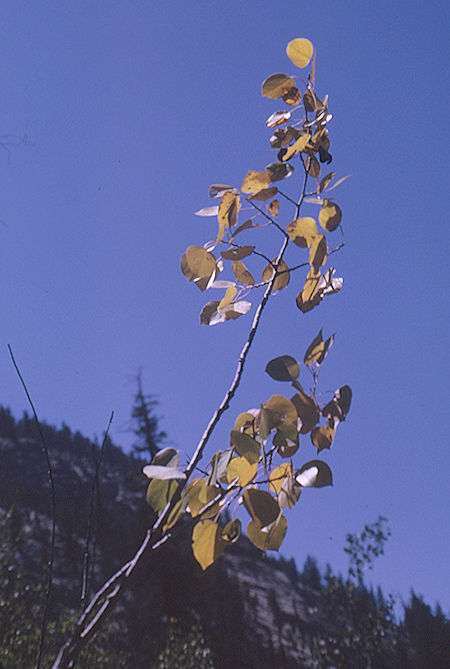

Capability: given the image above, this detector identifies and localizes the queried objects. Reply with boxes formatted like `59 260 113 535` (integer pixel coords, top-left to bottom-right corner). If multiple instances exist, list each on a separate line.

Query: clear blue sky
1 1 449 613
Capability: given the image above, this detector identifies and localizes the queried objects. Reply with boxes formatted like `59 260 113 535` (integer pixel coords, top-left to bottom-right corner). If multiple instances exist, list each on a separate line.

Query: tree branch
7 344 56 669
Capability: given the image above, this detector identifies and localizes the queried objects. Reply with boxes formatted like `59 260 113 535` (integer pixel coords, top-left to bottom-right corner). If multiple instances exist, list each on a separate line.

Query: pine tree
131 371 165 460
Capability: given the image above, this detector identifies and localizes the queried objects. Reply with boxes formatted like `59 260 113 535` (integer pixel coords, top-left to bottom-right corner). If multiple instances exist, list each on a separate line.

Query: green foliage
315 517 397 668
0 510 127 668
154 618 215 669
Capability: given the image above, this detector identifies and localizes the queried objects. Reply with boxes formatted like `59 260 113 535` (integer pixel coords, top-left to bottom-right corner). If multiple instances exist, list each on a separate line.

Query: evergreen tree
131 371 165 460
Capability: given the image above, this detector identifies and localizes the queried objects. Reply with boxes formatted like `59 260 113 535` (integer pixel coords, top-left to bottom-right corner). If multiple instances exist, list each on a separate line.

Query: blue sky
1 1 449 613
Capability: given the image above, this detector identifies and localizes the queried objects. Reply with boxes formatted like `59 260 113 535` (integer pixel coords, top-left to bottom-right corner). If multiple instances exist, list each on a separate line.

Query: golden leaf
241 170 271 194
309 234 328 272
232 260 255 285
269 463 293 494
226 456 257 487
296 267 321 312
216 191 241 243
183 246 217 279
286 38 314 68
218 285 237 309
192 520 226 570
319 199 342 231
311 424 335 452
286 217 318 247
262 259 290 290
281 133 311 162
247 515 287 551
263 395 298 431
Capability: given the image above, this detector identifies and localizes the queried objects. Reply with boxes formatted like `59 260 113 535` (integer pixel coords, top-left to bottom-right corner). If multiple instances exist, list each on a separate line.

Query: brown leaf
268 199 280 217
261 73 296 99
266 162 294 182
249 186 278 201
221 245 255 261
232 260 255 285
282 86 301 106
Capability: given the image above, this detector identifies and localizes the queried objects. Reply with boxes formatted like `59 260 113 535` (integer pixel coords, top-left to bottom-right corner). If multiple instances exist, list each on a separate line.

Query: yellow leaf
286 217 318 247
217 191 241 243
303 329 324 365
281 133 311 162
286 38 314 68
226 456 257 486
311 424 335 452
307 155 321 178
262 259 290 290
184 246 217 279
232 260 255 285
261 73 296 99
146 479 178 513
319 199 342 232
247 515 287 551
249 186 278 201
192 520 226 570
269 463 293 494
186 479 220 518
309 234 328 271
234 411 257 434
219 285 237 309
241 170 271 194
263 395 298 431
296 268 322 312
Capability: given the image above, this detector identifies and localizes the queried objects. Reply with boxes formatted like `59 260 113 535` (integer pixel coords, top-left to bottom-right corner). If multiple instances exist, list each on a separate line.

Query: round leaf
230 430 260 465
192 519 226 570
242 488 280 527
226 456 257 487
319 199 342 231
286 38 314 68
265 355 299 382
296 459 333 488
247 515 287 551
241 170 271 194
263 394 298 431
269 463 293 494
184 246 217 279
286 217 318 247
261 73 296 99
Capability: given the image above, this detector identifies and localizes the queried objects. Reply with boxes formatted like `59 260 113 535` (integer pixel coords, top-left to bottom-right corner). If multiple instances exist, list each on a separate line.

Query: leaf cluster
143 330 351 570
181 37 350 325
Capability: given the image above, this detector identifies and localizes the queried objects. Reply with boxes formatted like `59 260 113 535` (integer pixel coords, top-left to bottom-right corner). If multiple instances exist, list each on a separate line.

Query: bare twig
7 344 56 669
80 412 114 608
